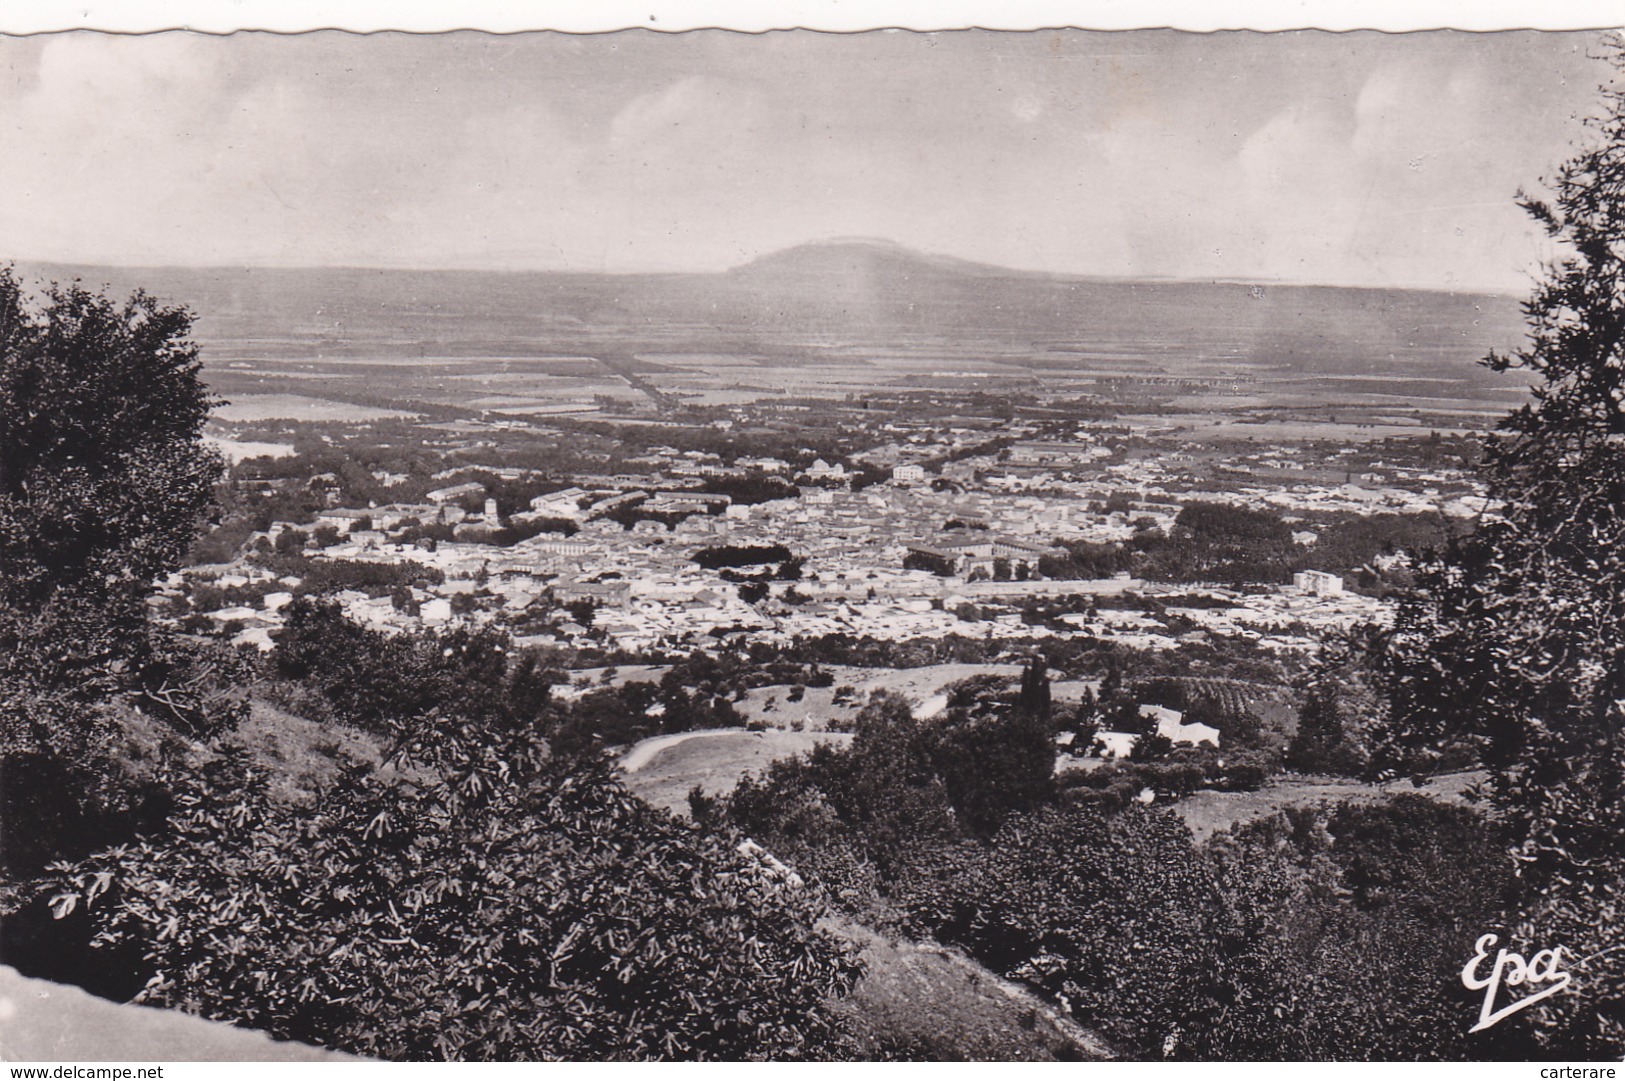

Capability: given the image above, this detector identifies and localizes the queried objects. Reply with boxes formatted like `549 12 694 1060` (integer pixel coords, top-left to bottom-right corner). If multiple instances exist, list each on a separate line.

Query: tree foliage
891 805 1229 1058
0 269 222 608
47 749 863 1060
1369 49 1625 888
0 271 231 871
270 598 555 749
1364 48 1625 1056
1199 798 1524 1061
1286 646 1376 776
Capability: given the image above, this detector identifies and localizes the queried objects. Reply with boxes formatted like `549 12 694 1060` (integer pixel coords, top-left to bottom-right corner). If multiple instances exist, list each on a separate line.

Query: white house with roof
1093 731 1139 759
1139 704 1221 747
314 508 373 534
521 487 588 521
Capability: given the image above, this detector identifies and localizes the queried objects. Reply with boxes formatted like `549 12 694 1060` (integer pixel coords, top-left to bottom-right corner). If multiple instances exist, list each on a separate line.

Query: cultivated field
18 255 1530 424
213 393 418 423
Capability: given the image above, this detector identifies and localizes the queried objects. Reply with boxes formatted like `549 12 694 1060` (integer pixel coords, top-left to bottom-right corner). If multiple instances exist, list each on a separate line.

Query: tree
0 270 222 609
1199 798 1525 1061
903 549 955 576
1366 45 1625 1056
725 691 958 894
0 272 229 870
1067 687 1102 749
890 804 1230 1058
931 668 1056 834
389 584 420 616
1372 46 1625 871
1130 732 1173 762
1287 651 1374 776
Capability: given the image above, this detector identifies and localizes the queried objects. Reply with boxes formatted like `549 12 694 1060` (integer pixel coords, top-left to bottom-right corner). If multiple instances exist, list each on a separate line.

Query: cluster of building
176 445 1399 657
174 409 1496 665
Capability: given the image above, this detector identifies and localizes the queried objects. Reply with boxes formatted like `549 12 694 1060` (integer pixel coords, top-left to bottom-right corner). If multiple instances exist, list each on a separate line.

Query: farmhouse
1139 704 1222 748
1093 731 1139 759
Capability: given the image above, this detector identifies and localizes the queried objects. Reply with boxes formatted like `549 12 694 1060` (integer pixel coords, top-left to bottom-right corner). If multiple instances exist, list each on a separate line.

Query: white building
426 481 486 505
1293 570 1344 597
523 487 588 521
1093 731 1139 759
1140 704 1221 748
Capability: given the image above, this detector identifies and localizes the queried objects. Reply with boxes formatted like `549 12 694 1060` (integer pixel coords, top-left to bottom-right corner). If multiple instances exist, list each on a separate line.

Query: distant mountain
712 241 1528 379
730 237 1041 282
8 246 1529 383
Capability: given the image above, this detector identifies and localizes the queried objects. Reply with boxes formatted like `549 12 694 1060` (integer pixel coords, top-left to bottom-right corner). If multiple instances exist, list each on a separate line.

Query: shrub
891 805 1229 1058
45 751 864 1061
1198 796 1524 1060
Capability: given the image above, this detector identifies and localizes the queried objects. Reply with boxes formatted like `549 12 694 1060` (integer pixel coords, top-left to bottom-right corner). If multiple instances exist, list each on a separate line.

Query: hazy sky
0 29 1611 290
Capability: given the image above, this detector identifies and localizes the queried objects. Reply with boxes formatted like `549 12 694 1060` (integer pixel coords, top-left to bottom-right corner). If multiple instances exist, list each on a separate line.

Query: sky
0 29 1613 291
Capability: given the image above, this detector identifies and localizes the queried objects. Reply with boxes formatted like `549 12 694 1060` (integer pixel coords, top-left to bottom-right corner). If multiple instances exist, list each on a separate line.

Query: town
158 391 1484 763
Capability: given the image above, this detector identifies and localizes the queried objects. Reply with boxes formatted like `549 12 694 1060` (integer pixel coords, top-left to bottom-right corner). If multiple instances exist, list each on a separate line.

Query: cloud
0 30 1605 289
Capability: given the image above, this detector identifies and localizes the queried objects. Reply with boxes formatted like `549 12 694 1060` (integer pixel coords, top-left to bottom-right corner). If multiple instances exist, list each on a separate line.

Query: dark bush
891 805 1229 1058
45 751 864 1060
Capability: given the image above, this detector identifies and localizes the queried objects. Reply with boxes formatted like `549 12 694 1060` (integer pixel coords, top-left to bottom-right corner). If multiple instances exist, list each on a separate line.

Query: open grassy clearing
733 663 1026 731
572 663 1040 733
1175 769 1484 842
618 729 853 815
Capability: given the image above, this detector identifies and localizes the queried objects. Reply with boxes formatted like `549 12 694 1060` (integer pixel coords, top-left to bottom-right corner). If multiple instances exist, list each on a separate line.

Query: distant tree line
1040 504 1454 589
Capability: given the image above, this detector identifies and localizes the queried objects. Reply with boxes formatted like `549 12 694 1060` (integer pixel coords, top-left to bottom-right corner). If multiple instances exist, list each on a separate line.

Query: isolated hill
12 244 1527 382
729 236 1037 283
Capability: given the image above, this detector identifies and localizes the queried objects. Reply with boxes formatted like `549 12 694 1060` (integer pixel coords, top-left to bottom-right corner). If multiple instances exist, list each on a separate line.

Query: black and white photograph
2 4 1624 1064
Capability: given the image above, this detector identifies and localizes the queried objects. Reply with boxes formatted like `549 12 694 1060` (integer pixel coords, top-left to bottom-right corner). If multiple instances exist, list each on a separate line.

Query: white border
0 0 1621 34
